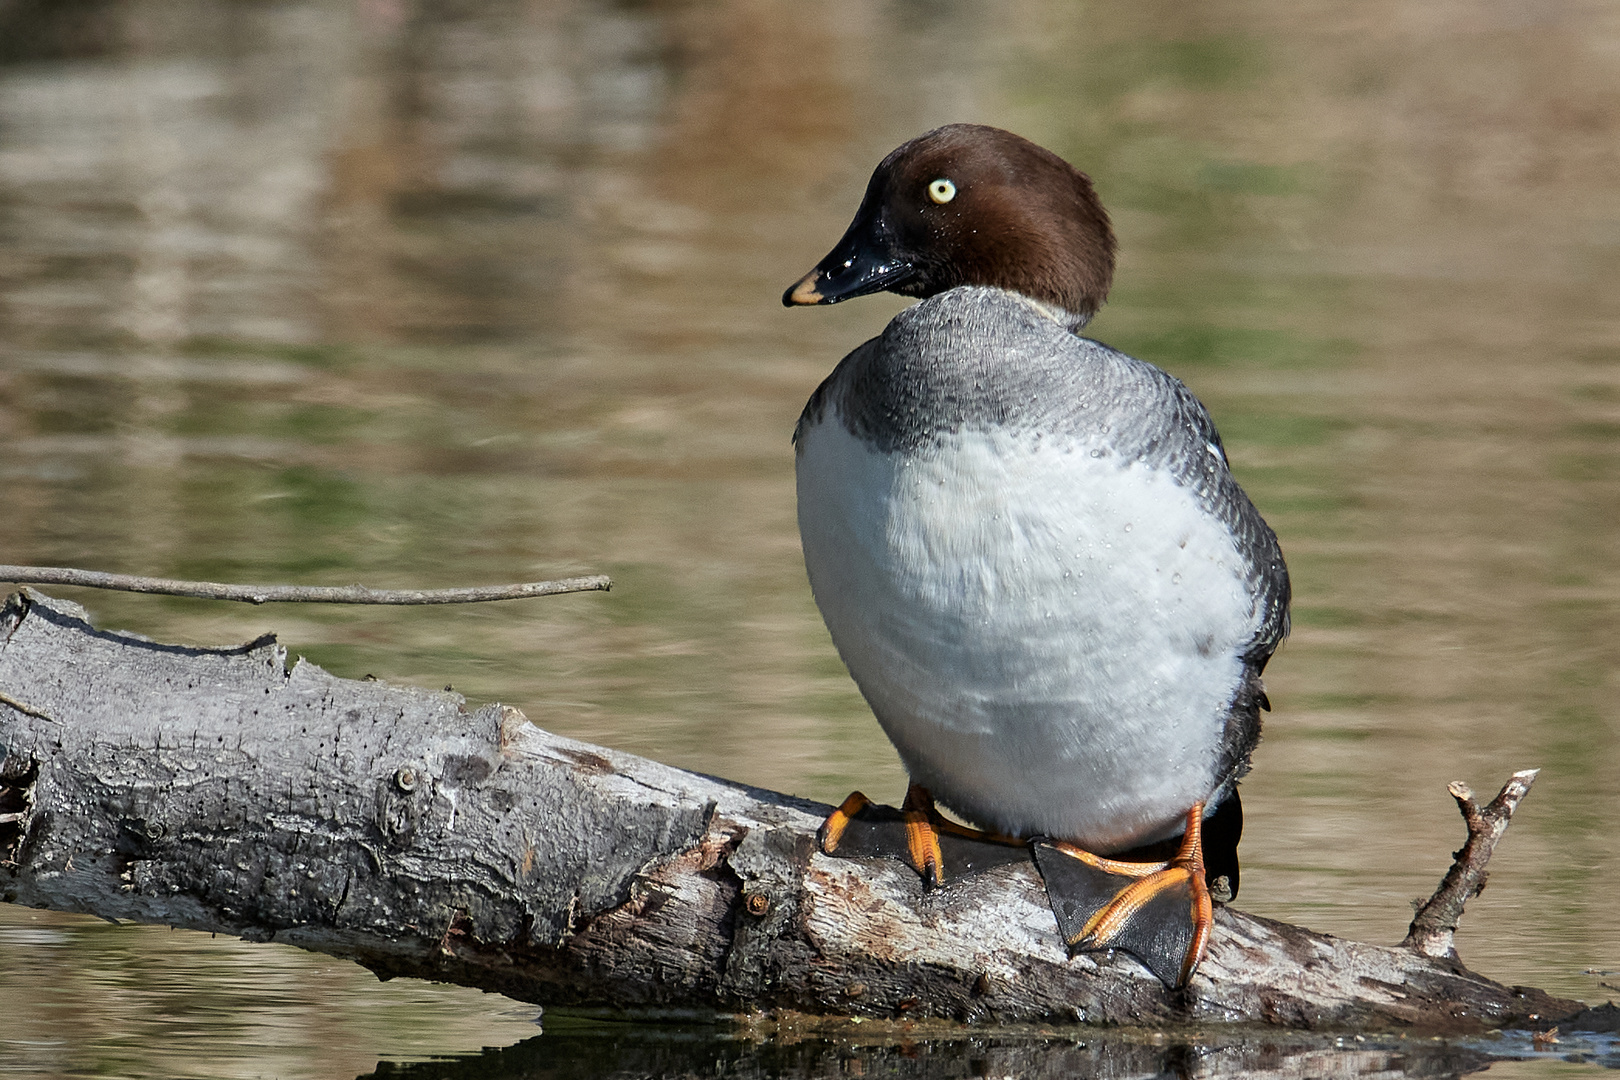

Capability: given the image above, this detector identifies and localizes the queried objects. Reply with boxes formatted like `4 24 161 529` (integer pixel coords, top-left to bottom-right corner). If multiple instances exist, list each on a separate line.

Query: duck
782 123 1289 989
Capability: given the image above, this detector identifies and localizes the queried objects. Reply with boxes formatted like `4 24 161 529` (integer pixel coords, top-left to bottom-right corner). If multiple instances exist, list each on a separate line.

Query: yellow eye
927 178 956 204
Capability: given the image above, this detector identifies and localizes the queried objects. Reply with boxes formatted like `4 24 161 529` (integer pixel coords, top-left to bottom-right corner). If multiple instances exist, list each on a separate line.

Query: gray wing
1031 327 1291 680
1107 354 1289 787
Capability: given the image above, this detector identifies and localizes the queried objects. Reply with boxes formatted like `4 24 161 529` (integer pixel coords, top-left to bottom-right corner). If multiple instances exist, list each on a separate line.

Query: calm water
2 0 1619 1076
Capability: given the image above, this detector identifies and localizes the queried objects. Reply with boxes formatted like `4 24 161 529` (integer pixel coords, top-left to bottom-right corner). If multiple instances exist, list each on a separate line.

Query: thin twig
1402 768 1539 959
0 565 610 605
0 689 57 723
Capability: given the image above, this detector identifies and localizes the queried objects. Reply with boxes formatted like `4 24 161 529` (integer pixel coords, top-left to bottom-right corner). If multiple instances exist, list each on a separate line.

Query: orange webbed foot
817 783 1028 885
1031 803 1215 989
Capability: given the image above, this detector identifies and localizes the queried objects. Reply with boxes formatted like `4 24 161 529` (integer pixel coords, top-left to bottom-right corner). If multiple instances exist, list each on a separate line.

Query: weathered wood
0 589 1584 1032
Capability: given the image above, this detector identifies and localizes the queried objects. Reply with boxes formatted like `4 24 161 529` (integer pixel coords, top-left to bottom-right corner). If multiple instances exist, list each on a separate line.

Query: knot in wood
744 890 771 917
375 768 427 848
125 816 166 841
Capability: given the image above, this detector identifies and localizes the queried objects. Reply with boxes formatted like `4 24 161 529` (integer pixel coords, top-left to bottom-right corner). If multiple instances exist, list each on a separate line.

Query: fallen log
0 588 1584 1032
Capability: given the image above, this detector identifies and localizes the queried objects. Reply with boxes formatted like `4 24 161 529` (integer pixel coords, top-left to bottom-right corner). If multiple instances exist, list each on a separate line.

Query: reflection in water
358 1027 1510 1080
2 0 1620 1077
0 906 544 1079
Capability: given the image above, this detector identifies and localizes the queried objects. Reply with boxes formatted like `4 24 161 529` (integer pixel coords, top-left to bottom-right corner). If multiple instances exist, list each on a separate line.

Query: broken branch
0 565 610 605
1402 769 1540 959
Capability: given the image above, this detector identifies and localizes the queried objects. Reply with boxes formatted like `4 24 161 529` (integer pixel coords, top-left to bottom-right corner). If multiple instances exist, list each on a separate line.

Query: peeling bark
0 589 1585 1032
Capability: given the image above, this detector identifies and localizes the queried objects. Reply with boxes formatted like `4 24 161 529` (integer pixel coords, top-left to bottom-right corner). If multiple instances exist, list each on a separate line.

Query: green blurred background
2 0 1618 1076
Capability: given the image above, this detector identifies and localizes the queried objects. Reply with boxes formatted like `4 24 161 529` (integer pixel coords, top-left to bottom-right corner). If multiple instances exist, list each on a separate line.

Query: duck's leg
1030 803 1214 989
899 783 947 886
818 784 1028 885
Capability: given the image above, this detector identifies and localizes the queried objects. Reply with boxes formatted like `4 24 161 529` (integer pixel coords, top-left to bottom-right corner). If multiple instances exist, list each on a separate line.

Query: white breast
796 417 1259 852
